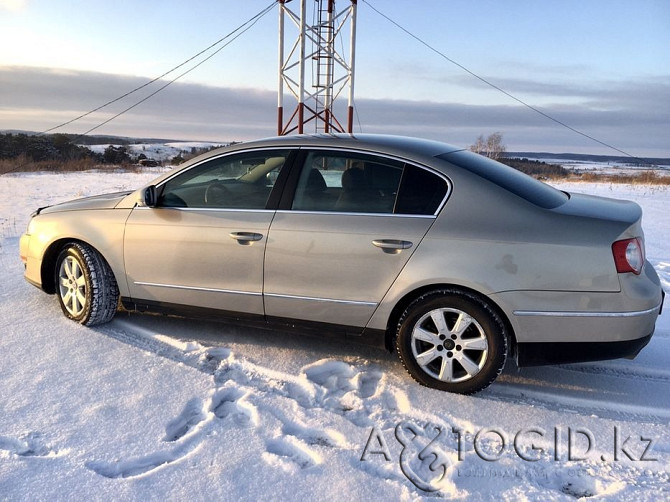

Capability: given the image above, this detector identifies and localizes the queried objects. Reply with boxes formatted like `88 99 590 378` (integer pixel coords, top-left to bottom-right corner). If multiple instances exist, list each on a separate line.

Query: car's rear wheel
55 242 119 326
395 290 507 394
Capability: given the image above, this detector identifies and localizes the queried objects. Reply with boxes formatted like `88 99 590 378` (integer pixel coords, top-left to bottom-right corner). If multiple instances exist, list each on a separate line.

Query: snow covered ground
85 142 225 162
532 158 670 177
0 171 668 500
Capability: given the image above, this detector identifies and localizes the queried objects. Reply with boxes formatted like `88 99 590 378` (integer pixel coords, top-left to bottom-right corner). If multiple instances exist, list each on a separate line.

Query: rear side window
291 151 403 214
437 150 568 209
395 165 448 215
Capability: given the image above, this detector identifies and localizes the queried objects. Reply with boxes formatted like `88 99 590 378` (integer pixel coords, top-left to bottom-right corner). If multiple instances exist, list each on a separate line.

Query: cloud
1 66 668 156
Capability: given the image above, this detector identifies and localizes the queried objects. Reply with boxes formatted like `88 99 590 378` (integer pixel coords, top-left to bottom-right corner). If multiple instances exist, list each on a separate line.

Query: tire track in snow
491 361 670 423
487 328 670 423
556 361 670 384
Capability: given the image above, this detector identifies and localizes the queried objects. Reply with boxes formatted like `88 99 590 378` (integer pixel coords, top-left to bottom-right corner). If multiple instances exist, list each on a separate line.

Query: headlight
26 216 37 235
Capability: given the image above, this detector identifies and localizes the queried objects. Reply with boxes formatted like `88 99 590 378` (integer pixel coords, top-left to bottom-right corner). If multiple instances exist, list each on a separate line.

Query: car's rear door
263 149 450 330
123 149 294 315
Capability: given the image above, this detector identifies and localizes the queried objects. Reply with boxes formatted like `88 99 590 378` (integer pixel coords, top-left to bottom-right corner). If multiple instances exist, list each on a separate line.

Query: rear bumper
517 331 654 367
492 263 663 345
516 291 663 366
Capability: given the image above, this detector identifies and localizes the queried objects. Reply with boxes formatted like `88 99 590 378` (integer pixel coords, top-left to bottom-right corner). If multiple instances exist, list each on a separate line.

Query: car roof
203 134 464 162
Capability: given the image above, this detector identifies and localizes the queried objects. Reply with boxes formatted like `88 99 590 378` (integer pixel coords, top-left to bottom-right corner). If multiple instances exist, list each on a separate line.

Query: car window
158 150 290 209
291 151 448 216
395 164 449 215
291 151 404 213
437 150 568 209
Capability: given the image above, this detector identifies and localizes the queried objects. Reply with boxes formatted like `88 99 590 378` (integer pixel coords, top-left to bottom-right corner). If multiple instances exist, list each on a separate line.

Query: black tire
55 242 119 326
395 289 507 394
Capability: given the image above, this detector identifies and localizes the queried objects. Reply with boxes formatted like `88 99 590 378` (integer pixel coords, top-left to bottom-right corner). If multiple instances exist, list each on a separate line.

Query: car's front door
123 149 293 315
263 149 450 330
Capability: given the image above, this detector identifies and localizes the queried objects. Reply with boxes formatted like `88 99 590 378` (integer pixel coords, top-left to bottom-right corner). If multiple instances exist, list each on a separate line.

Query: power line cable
73 3 274 140
1 3 275 176
41 2 276 135
361 0 652 164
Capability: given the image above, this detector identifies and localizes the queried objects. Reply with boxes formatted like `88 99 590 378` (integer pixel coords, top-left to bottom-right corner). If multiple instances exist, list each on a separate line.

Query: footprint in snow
89 384 258 479
264 436 321 470
0 432 53 457
163 398 207 442
303 360 358 392
357 371 383 399
303 359 384 400
282 420 348 448
210 387 258 426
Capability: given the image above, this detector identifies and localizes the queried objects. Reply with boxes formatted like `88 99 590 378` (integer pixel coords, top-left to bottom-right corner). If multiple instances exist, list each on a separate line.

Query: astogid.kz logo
360 421 658 492
361 421 451 492
396 422 451 492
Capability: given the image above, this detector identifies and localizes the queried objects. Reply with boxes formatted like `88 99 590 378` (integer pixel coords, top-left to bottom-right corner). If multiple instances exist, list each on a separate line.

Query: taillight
612 238 644 275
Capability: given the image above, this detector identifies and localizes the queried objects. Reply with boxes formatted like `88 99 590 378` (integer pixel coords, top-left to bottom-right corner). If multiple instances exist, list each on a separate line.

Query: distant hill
0 130 195 146
3 130 668 166
506 152 670 167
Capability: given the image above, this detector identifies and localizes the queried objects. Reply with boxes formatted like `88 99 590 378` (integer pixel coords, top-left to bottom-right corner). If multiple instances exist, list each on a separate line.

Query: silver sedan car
20 135 664 393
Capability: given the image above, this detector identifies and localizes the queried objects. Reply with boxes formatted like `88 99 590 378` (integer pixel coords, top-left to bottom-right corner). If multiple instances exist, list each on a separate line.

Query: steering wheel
204 181 229 206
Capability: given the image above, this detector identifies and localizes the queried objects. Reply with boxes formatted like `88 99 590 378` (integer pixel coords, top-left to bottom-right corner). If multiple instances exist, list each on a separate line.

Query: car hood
38 191 132 215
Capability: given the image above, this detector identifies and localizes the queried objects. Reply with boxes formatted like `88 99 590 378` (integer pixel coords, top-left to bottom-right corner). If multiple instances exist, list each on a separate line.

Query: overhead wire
361 0 652 165
1 2 275 176
42 2 276 136
73 3 275 140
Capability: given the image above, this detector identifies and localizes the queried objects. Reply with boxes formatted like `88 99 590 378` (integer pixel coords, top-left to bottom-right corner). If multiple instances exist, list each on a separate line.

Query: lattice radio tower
277 0 357 135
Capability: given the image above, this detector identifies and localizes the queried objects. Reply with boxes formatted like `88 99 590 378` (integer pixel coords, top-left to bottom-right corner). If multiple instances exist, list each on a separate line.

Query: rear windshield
437 150 568 209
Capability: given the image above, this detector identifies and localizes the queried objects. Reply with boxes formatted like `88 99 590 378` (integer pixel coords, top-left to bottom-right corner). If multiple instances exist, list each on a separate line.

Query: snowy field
530 157 670 178
85 142 224 162
0 171 668 500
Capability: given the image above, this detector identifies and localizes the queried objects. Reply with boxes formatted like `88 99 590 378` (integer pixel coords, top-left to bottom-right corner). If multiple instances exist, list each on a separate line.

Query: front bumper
19 232 43 289
19 232 30 265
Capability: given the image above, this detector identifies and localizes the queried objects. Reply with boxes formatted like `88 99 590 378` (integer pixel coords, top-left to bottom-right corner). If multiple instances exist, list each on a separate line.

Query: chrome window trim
276 209 435 219
265 292 377 307
513 304 661 318
292 146 452 217
134 206 274 214
134 281 261 296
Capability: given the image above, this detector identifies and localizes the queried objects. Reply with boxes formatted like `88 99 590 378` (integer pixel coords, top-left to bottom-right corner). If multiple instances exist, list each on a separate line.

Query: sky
1 0 669 156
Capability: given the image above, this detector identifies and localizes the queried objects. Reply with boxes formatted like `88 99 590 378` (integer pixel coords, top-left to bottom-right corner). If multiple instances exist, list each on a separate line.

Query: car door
263 149 450 330
123 149 293 315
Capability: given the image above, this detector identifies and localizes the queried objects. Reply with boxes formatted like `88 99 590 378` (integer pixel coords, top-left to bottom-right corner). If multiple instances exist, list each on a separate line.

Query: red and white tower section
277 0 358 135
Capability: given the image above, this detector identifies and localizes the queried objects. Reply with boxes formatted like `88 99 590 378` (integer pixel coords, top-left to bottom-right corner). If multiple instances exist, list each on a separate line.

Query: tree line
0 133 103 162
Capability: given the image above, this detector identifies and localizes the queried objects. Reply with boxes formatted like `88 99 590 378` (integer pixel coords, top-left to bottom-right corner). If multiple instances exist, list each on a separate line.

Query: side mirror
143 185 157 207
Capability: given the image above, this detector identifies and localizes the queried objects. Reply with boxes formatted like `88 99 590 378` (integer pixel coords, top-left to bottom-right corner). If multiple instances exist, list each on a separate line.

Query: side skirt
120 297 387 349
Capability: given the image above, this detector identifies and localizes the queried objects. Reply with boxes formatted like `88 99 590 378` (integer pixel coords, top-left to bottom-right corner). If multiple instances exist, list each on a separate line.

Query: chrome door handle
372 239 413 253
229 232 263 244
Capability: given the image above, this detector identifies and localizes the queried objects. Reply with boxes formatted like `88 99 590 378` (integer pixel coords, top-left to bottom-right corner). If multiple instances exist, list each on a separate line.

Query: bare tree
470 134 486 156
470 132 506 161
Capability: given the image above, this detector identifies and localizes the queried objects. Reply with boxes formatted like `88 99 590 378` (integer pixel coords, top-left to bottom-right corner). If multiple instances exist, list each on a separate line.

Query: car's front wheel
55 242 119 326
395 290 507 394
